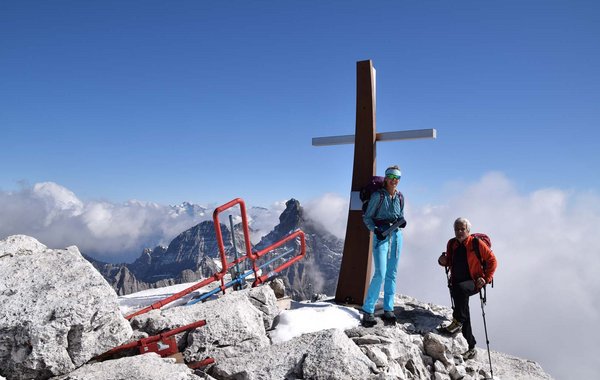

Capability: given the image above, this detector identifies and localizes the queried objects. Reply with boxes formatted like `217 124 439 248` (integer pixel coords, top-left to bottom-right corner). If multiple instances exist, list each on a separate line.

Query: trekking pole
229 215 243 289
479 287 494 379
442 252 454 309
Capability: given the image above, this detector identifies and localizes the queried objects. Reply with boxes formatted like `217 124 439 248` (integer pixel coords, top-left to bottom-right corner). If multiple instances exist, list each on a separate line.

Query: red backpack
471 233 494 286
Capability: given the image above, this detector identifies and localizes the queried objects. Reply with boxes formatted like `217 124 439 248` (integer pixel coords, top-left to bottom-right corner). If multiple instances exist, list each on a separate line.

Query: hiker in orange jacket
438 217 497 360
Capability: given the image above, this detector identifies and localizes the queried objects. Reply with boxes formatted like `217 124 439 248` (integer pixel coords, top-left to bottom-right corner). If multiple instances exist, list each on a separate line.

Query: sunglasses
386 174 400 180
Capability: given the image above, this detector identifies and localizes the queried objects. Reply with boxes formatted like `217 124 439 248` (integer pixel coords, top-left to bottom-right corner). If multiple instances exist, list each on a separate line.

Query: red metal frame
211 198 253 296
125 199 250 320
252 230 306 286
187 357 215 369
95 319 214 370
96 319 208 360
213 198 253 265
108 197 307 371
124 197 305 320
125 274 222 320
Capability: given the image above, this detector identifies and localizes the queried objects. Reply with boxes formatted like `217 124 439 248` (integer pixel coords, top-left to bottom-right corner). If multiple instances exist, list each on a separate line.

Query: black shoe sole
436 326 461 335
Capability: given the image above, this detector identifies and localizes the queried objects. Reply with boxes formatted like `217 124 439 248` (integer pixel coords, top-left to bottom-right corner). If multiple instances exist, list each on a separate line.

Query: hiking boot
462 347 476 360
381 310 397 323
361 313 377 327
441 319 462 334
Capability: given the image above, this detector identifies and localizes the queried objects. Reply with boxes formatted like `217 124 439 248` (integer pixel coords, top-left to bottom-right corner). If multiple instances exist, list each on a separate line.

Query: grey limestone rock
130 287 277 365
351 323 430 380
364 345 389 367
210 328 377 380
0 235 132 380
268 277 286 298
424 332 453 365
51 352 202 380
131 286 277 333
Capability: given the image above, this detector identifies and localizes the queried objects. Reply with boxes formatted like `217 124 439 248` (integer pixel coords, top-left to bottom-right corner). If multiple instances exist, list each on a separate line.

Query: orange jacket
443 234 497 284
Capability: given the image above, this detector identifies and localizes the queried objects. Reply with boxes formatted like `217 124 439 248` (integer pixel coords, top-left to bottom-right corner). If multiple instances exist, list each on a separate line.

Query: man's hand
438 253 448 266
374 227 385 241
475 277 486 289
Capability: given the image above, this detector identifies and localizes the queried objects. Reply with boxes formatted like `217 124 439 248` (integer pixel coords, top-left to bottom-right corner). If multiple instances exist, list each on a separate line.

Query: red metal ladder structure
96 197 306 370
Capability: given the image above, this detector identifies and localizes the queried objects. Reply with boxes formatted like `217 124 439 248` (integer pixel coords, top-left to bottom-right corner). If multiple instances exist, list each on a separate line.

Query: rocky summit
0 234 553 380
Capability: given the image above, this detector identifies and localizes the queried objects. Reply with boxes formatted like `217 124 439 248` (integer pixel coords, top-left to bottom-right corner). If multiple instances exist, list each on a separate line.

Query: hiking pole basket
479 287 494 379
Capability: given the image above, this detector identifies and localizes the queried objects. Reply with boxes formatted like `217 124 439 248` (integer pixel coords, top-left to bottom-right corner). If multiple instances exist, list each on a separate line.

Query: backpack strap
447 237 456 256
472 236 493 287
472 236 483 266
398 191 404 212
373 190 385 218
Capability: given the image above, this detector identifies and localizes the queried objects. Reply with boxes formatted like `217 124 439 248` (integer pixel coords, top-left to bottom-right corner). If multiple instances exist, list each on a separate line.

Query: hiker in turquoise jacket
361 165 406 327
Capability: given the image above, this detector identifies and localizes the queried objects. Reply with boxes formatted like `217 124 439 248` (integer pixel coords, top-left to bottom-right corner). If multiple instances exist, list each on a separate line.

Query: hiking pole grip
441 252 454 309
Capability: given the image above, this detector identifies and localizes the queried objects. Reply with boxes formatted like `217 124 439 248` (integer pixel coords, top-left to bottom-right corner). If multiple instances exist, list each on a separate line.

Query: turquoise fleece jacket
363 189 404 231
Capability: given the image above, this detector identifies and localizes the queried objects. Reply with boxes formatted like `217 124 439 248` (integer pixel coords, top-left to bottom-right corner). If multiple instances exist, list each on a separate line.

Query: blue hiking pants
362 229 403 314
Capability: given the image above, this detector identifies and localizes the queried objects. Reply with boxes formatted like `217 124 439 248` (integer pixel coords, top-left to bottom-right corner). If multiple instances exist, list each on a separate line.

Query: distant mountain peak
277 198 302 229
169 202 207 218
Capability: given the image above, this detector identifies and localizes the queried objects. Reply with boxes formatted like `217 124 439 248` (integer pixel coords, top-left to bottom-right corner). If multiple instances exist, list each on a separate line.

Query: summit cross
313 60 436 305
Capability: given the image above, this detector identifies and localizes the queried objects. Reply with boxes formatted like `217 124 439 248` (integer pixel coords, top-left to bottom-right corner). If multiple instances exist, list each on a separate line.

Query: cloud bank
304 172 599 380
0 182 283 263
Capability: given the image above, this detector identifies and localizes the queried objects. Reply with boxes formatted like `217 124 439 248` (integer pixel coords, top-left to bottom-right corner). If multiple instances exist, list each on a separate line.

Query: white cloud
246 201 288 244
32 182 84 225
303 193 349 238
0 183 260 263
303 172 600 379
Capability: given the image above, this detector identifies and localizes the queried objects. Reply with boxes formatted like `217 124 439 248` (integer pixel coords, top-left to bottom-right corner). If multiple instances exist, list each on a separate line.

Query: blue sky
2 2 600 378
2 0 598 207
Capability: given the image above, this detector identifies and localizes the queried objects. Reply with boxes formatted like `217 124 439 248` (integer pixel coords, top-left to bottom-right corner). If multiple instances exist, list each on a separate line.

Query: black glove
374 227 385 240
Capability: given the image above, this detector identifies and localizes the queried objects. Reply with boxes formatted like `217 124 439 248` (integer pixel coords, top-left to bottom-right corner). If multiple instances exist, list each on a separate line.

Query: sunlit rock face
0 235 132 380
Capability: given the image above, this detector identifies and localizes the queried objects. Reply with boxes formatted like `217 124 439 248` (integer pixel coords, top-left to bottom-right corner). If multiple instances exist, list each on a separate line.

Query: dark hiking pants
451 280 478 349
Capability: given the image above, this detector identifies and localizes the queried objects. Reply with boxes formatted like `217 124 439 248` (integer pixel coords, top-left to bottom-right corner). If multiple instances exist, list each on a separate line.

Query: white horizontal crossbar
312 128 437 146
